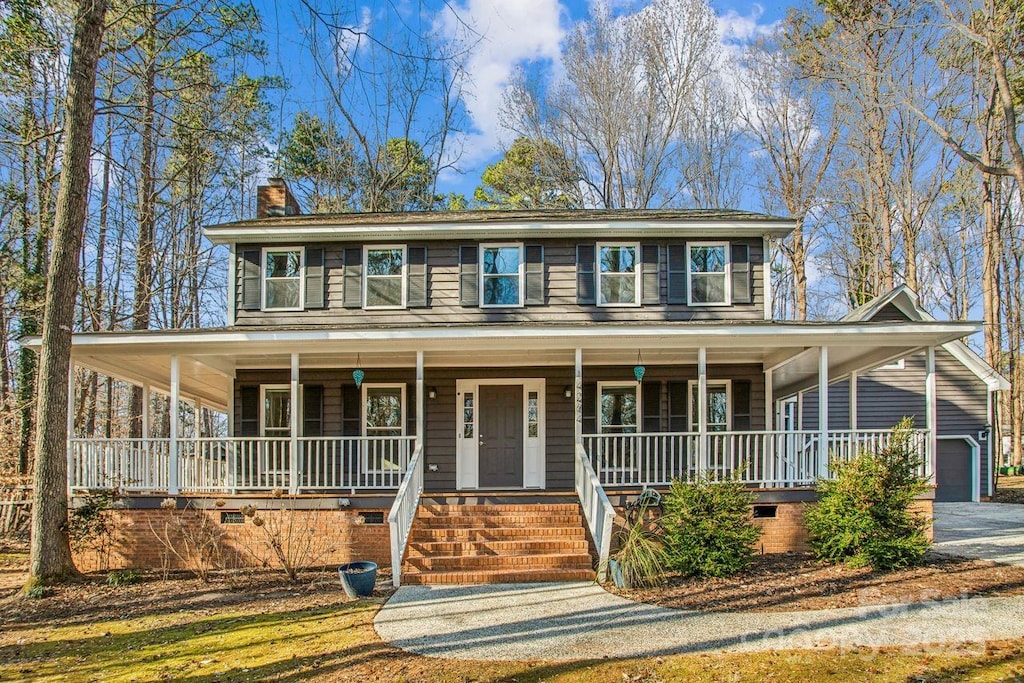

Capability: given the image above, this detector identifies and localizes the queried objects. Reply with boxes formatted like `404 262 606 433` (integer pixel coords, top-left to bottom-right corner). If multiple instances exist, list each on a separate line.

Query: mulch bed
994 475 1024 504
610 552 1024 613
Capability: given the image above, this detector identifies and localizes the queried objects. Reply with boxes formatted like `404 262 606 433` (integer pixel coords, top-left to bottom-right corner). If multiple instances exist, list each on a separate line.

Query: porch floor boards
402 500 596 585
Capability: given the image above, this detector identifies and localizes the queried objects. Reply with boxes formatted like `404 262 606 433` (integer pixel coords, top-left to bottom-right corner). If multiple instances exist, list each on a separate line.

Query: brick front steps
402 502 596 585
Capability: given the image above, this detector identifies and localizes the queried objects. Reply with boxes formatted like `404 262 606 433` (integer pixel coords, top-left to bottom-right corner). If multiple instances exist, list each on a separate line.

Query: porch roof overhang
23 320 979 413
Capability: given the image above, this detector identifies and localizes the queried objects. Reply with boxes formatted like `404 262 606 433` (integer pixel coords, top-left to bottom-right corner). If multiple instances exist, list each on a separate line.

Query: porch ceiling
41 320 978 410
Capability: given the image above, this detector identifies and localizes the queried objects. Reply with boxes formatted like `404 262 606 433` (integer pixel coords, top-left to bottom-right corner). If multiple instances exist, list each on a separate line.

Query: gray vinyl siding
233 238 765 325
234 363 766 492
800 348 991 496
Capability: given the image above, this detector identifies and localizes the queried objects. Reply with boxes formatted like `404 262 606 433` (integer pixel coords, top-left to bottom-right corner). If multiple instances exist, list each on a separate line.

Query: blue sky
249 1 795 201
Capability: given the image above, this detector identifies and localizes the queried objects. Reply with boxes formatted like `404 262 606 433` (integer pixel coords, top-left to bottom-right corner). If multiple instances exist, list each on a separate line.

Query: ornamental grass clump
660 474 761 578
805 417 931 571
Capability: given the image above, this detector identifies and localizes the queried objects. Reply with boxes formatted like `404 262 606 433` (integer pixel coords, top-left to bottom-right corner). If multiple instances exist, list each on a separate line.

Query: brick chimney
256 178 302 218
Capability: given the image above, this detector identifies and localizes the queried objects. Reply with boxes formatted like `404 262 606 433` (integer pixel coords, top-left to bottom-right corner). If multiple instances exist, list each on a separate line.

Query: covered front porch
57 321 969 497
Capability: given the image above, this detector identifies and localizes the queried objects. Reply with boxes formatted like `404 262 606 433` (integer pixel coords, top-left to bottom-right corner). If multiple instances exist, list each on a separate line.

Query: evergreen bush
660 474 761 578
805 417 931 570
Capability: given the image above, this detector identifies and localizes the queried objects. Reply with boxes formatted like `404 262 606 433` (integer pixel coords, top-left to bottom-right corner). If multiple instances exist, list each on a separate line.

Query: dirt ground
610 551 1024 612
994 474 1024 504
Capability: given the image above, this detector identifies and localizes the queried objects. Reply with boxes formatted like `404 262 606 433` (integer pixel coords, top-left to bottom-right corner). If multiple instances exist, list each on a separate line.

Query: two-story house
49 179 1006 585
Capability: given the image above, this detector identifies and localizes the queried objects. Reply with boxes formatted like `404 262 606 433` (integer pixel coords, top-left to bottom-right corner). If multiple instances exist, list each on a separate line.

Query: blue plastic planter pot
338 561 378 598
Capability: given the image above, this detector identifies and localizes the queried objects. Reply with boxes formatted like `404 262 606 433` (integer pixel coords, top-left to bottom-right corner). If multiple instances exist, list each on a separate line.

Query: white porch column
797 391 804 430
415 351 424 452
67 363 75 496
925 346 937 480
698 346 708 476
194 400 202 439
574 348 583 447
289 353 300 494
226 375 235 436
818 346 829 479
169 355 180 495
141 385 151 439
849 371 858 431
764 369 774 431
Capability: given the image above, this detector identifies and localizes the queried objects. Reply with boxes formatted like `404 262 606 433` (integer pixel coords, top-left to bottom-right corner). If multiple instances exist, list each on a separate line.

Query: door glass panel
463 392 474 438
528 391 539 438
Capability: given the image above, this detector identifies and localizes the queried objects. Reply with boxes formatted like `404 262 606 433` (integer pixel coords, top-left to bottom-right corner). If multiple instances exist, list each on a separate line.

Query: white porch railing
387 444 424 587
70 436 415 493
583 428 932 488
575 443 615 581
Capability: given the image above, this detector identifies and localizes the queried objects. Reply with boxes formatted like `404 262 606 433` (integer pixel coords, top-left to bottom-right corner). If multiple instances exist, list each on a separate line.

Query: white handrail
575 443 615 582
387 444 424 587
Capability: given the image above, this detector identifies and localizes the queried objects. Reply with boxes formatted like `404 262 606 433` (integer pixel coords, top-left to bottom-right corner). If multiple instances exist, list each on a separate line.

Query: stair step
409 526 587 542
406 552 593 572
418 504 580 515
416 515 583 528
402 568 596 585
407 539 590 557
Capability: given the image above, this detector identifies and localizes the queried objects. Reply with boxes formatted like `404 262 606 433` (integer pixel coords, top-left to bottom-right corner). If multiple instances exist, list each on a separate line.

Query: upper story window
262 248 303 311
364 246 406 309
597 244 639 306
480 243 523 307
687 243 729 306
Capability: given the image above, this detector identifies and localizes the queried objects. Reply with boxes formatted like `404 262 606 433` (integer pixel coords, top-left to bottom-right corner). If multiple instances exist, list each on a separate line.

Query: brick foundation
74 505 391 573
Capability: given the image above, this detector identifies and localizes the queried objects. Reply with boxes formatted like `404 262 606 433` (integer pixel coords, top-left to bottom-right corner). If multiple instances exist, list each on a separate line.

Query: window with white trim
480 243 523 307
262 248 303 310
688 380 732 432
687 243 729 305
364 246 406 309
597 243 639 306
260 385 291 437
598 383 639 434
363 384 405 473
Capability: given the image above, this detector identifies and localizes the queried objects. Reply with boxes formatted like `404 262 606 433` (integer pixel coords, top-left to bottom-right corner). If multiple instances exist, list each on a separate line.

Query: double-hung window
364 246 406 308
687 243 729 305
688 380 732 432
598 383 639 434
262 248 303 310
480 243 523 307
597 243 639 306
363 384 405 473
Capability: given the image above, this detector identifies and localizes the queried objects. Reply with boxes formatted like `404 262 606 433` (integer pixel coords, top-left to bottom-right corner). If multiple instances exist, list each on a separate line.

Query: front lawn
2 546 1024 682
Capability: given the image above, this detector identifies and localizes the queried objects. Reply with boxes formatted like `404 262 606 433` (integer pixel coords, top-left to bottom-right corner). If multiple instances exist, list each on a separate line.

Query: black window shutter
641 244 661 305
582 382 597 435
733 379 752 431
576 244 596 305
239 386 259 436
341 384 362 436
459 245 479 307
731 243 752 304
525 245 544 305
407 246 428 308
343 247 362 308
240 250 261 311
304 248 325 309
642 381 662 432
667 245 687 304
302 385 323 436
668 381 688 432
406 384 416 436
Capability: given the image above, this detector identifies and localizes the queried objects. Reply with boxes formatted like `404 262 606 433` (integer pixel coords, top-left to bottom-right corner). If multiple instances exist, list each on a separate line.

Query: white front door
455 378 545 489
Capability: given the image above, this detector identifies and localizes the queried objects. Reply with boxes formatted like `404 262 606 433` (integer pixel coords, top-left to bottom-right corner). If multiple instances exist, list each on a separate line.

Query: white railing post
66 363 75 496
575 443 615 581
388 444 424 587
416 350 424 453
168 356 180 495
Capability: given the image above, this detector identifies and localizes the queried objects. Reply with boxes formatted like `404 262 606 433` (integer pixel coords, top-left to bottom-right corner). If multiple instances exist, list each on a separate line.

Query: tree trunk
28 0 107 584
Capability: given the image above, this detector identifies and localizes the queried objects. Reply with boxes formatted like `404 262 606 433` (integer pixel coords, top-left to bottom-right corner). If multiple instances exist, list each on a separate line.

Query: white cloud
717 5 779 46
438 0 565 170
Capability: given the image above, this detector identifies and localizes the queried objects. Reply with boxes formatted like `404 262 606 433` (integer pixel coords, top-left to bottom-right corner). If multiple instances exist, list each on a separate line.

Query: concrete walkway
375 582 1024 660
375 503 1024 660
932 502 1024 566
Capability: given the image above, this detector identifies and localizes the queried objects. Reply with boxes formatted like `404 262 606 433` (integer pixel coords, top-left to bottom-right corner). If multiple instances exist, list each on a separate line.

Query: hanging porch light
353 353 365 388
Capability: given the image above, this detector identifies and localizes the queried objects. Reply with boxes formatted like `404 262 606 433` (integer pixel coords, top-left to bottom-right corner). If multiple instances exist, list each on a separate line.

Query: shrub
660 474 761 578
608 498 665 589
805 417 931 570
106 569 140 587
